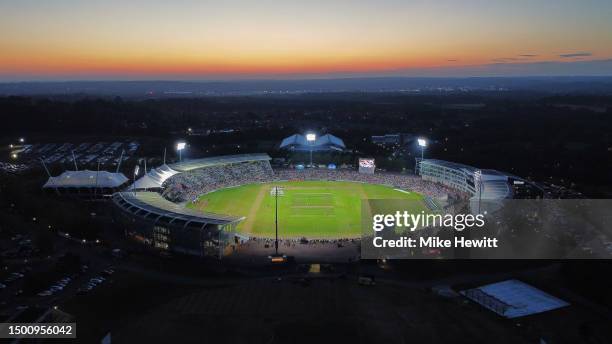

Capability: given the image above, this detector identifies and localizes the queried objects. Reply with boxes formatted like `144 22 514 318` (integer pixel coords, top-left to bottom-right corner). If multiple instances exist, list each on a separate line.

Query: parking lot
4 140 140 173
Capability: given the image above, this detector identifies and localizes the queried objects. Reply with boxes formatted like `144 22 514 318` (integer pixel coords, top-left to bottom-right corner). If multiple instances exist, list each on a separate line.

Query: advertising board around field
359 158 375 174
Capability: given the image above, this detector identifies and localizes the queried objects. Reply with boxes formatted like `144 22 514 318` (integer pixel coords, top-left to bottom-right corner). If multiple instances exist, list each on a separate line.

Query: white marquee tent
43 170 129 189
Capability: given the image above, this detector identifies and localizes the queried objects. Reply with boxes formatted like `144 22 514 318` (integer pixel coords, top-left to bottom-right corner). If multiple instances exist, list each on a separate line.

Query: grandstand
113 154 272 257
273 169 453 199
162 156 273 202
129 153 271 190
113 191 242 257
418 159 543 200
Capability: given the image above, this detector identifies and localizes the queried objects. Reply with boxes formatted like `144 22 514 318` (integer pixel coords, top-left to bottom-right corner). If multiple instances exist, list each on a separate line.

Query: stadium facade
112 191 242 257
279 133 346 151
418 159 543 199
113 153 271 258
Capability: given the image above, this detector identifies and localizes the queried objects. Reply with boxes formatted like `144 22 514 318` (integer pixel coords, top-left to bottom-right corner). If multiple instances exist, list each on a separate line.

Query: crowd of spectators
273 169 456 199
162 160 274 202
162 161 460 203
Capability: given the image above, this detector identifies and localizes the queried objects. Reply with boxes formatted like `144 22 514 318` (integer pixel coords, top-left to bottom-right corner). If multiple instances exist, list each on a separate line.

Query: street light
176 142 186 162
19 138 25 143
306 133 316 168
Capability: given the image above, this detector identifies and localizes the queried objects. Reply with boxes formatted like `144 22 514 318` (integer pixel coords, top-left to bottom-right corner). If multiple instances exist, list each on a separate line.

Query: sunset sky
1 0 612 80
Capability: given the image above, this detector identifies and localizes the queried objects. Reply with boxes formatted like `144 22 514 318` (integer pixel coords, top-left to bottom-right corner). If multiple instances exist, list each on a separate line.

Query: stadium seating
162 162 457 203
162 160 274 202
273 169 455 199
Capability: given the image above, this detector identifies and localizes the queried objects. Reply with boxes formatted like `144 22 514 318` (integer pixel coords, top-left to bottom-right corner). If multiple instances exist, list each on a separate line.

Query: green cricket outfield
188 180 426 239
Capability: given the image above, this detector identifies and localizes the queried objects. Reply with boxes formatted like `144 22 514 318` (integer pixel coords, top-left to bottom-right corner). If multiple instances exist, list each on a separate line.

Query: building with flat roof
461 279 569 318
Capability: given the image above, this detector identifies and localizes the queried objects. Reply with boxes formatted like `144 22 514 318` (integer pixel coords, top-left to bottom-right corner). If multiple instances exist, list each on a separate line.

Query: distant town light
306 133 316 142
417 138 427 147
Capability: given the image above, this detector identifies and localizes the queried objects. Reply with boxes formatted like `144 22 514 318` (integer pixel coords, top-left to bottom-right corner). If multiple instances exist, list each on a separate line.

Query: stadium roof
130 164 179 190
169 153 271 172
421 159 518 180
280 134 345 151
43 170 128 189
129 153 271 190
113 191 243 225
461 279 569 318
420 159 536 199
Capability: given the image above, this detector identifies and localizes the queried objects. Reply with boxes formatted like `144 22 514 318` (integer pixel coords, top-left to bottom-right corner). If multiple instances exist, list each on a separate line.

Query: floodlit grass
188 180 426 238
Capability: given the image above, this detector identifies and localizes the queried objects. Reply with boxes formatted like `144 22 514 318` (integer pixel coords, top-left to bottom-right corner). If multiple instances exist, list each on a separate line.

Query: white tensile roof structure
128 153 271 190
280 134 345 151
129 164 179 190
169 153 271 172
460 279 569 318
43 170 129 189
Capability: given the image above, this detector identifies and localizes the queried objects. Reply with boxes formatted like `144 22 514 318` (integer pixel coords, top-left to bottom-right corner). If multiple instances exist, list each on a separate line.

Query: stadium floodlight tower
415 138 427 175
475 170 484 214
417 138 427 159
275 185 279 255
306 133 316 168
176 142 186 162
132 165 140 195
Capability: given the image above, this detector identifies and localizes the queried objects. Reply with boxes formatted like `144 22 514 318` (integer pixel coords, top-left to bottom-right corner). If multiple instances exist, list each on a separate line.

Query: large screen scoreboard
359 158 376 174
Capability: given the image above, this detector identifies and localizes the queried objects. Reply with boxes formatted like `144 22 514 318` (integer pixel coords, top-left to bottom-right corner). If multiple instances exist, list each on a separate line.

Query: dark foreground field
59 263 612 344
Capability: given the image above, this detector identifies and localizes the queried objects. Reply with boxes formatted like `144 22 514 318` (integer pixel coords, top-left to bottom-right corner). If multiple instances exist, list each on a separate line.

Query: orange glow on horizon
1 1 611 79
1 54 484 77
